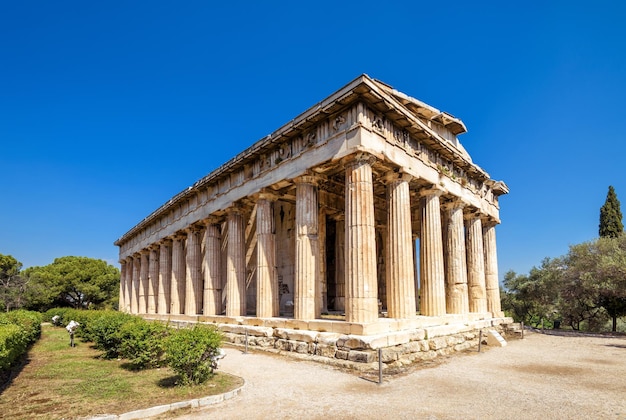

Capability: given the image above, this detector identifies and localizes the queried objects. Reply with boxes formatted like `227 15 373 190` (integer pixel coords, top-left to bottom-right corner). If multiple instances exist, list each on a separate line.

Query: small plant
117 318 169 369
164 324 223 385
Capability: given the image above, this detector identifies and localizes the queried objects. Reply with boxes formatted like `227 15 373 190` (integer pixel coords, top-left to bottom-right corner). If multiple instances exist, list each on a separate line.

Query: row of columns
119 155 502 322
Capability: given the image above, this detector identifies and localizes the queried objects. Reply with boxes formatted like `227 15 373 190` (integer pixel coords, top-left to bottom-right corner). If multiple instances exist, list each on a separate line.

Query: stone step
486 329 507 347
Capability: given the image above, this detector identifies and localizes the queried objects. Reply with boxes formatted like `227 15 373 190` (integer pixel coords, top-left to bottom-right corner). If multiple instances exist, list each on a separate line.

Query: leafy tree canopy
24 256 119 310
0 254 26 311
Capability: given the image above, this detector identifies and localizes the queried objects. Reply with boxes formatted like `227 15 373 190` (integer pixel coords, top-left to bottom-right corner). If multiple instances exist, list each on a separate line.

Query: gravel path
173 331 626 419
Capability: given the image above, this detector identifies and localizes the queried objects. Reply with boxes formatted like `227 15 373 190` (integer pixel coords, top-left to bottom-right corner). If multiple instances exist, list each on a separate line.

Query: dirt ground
171 330 626 420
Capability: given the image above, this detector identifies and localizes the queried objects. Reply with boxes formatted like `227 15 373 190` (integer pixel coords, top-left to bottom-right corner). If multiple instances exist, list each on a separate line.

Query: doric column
203 220 222 316
256 194 278 318
344 156 378 323
157 239 172 315
119 260 127 313
138 251 149 313
131 255 140 314
335 216 346 311
170 234 186 315
384 171 416 319
147 245 159 314
442 200 469 314
294 175 319 321
483 220 503 316
185 226 203 315
465 211 487 313
419 187 446 316
226 206 246 317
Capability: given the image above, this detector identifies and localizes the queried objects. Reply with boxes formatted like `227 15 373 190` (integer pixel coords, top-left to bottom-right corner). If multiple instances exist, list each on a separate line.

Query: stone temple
115 75 511 367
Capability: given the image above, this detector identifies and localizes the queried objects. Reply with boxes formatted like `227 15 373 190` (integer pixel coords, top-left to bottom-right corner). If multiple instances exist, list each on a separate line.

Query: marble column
465 212 487 313
442 200 469 314
185 227 203 315
226 206 246 317
157 239 172 315
203 221 222 316
131 255 140 314
384 172 416 319
318 208 327 315
170 234 186 315
147 245 159 314
119 260 127 313
138 251 149 313
256 194 278 318
419 187 446 316
294 175 319 321
344 156 378 323
483 220 503 316
335 217 346 311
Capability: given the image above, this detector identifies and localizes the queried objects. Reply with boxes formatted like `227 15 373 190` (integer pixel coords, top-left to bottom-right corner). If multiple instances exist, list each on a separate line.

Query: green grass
0 324 243 420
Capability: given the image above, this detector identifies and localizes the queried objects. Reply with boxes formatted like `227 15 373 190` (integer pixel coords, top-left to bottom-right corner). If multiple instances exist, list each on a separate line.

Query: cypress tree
599 185 624 238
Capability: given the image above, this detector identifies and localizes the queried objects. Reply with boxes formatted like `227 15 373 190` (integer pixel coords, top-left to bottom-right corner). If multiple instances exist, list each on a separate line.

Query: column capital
159 237 173 246
341 152 377 169
294 172 319 186
463 206 483 220
441 197 466 211
201 216 223 226
419 185 445 198
170 232 187 241
383 170 413 184
257 188 279 202
148 243 160 251
139 249 150 256
481 216 500 228
226 203 245 216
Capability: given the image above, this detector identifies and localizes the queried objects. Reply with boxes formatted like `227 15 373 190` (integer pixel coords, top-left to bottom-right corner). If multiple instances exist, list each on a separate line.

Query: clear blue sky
2 1 625 282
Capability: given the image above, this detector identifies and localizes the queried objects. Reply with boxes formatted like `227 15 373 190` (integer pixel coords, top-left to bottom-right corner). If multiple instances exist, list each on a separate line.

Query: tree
24 256 119 310
599 185 623 238
501 258 562 327
0 254 26 312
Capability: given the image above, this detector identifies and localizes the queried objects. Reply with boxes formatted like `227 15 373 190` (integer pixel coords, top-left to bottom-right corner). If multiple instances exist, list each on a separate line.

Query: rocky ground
171 330 626 420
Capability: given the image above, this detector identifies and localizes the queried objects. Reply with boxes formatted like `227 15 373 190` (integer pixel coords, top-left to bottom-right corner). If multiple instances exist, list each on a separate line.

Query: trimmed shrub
165 325 223 385
0 310 43 371
117 319 169 369
87 311 134 358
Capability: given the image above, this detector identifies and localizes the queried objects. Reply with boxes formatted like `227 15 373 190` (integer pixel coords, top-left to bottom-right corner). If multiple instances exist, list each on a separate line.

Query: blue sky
1 1 625 282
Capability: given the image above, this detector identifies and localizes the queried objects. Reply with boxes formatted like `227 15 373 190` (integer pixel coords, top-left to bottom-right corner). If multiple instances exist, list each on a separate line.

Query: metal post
378 348 383 385
521 321 524 339
244 329 248 354
478 330 483 353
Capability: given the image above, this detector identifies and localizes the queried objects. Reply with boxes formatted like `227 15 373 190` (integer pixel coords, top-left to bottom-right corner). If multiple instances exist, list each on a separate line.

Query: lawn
0 324 243 419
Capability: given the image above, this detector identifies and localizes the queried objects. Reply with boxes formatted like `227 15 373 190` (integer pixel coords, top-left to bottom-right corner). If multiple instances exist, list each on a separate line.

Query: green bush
88 311 134 358
0 310 43 371
164 325 223 385
0 324 25 371
118 319 170 369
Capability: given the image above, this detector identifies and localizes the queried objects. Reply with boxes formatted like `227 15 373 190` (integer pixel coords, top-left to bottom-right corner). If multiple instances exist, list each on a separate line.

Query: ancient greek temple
115 75 510 365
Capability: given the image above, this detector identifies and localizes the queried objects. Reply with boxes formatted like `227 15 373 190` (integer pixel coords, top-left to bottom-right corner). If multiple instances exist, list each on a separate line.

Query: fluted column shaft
138 251 149 313
483 221 503 316
466 213 487 313
203 222 222 315
419 188 446 316
385 173 416 319
131 256 140 314
295 176 319 321
147 246 159 314
185 228 203 315
226 208 246 317
257 196 278 318
157 240 172 315
335 217 346 311
170 235 186 315
345 157 378 323
443 202 469 314
119 261 127 313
